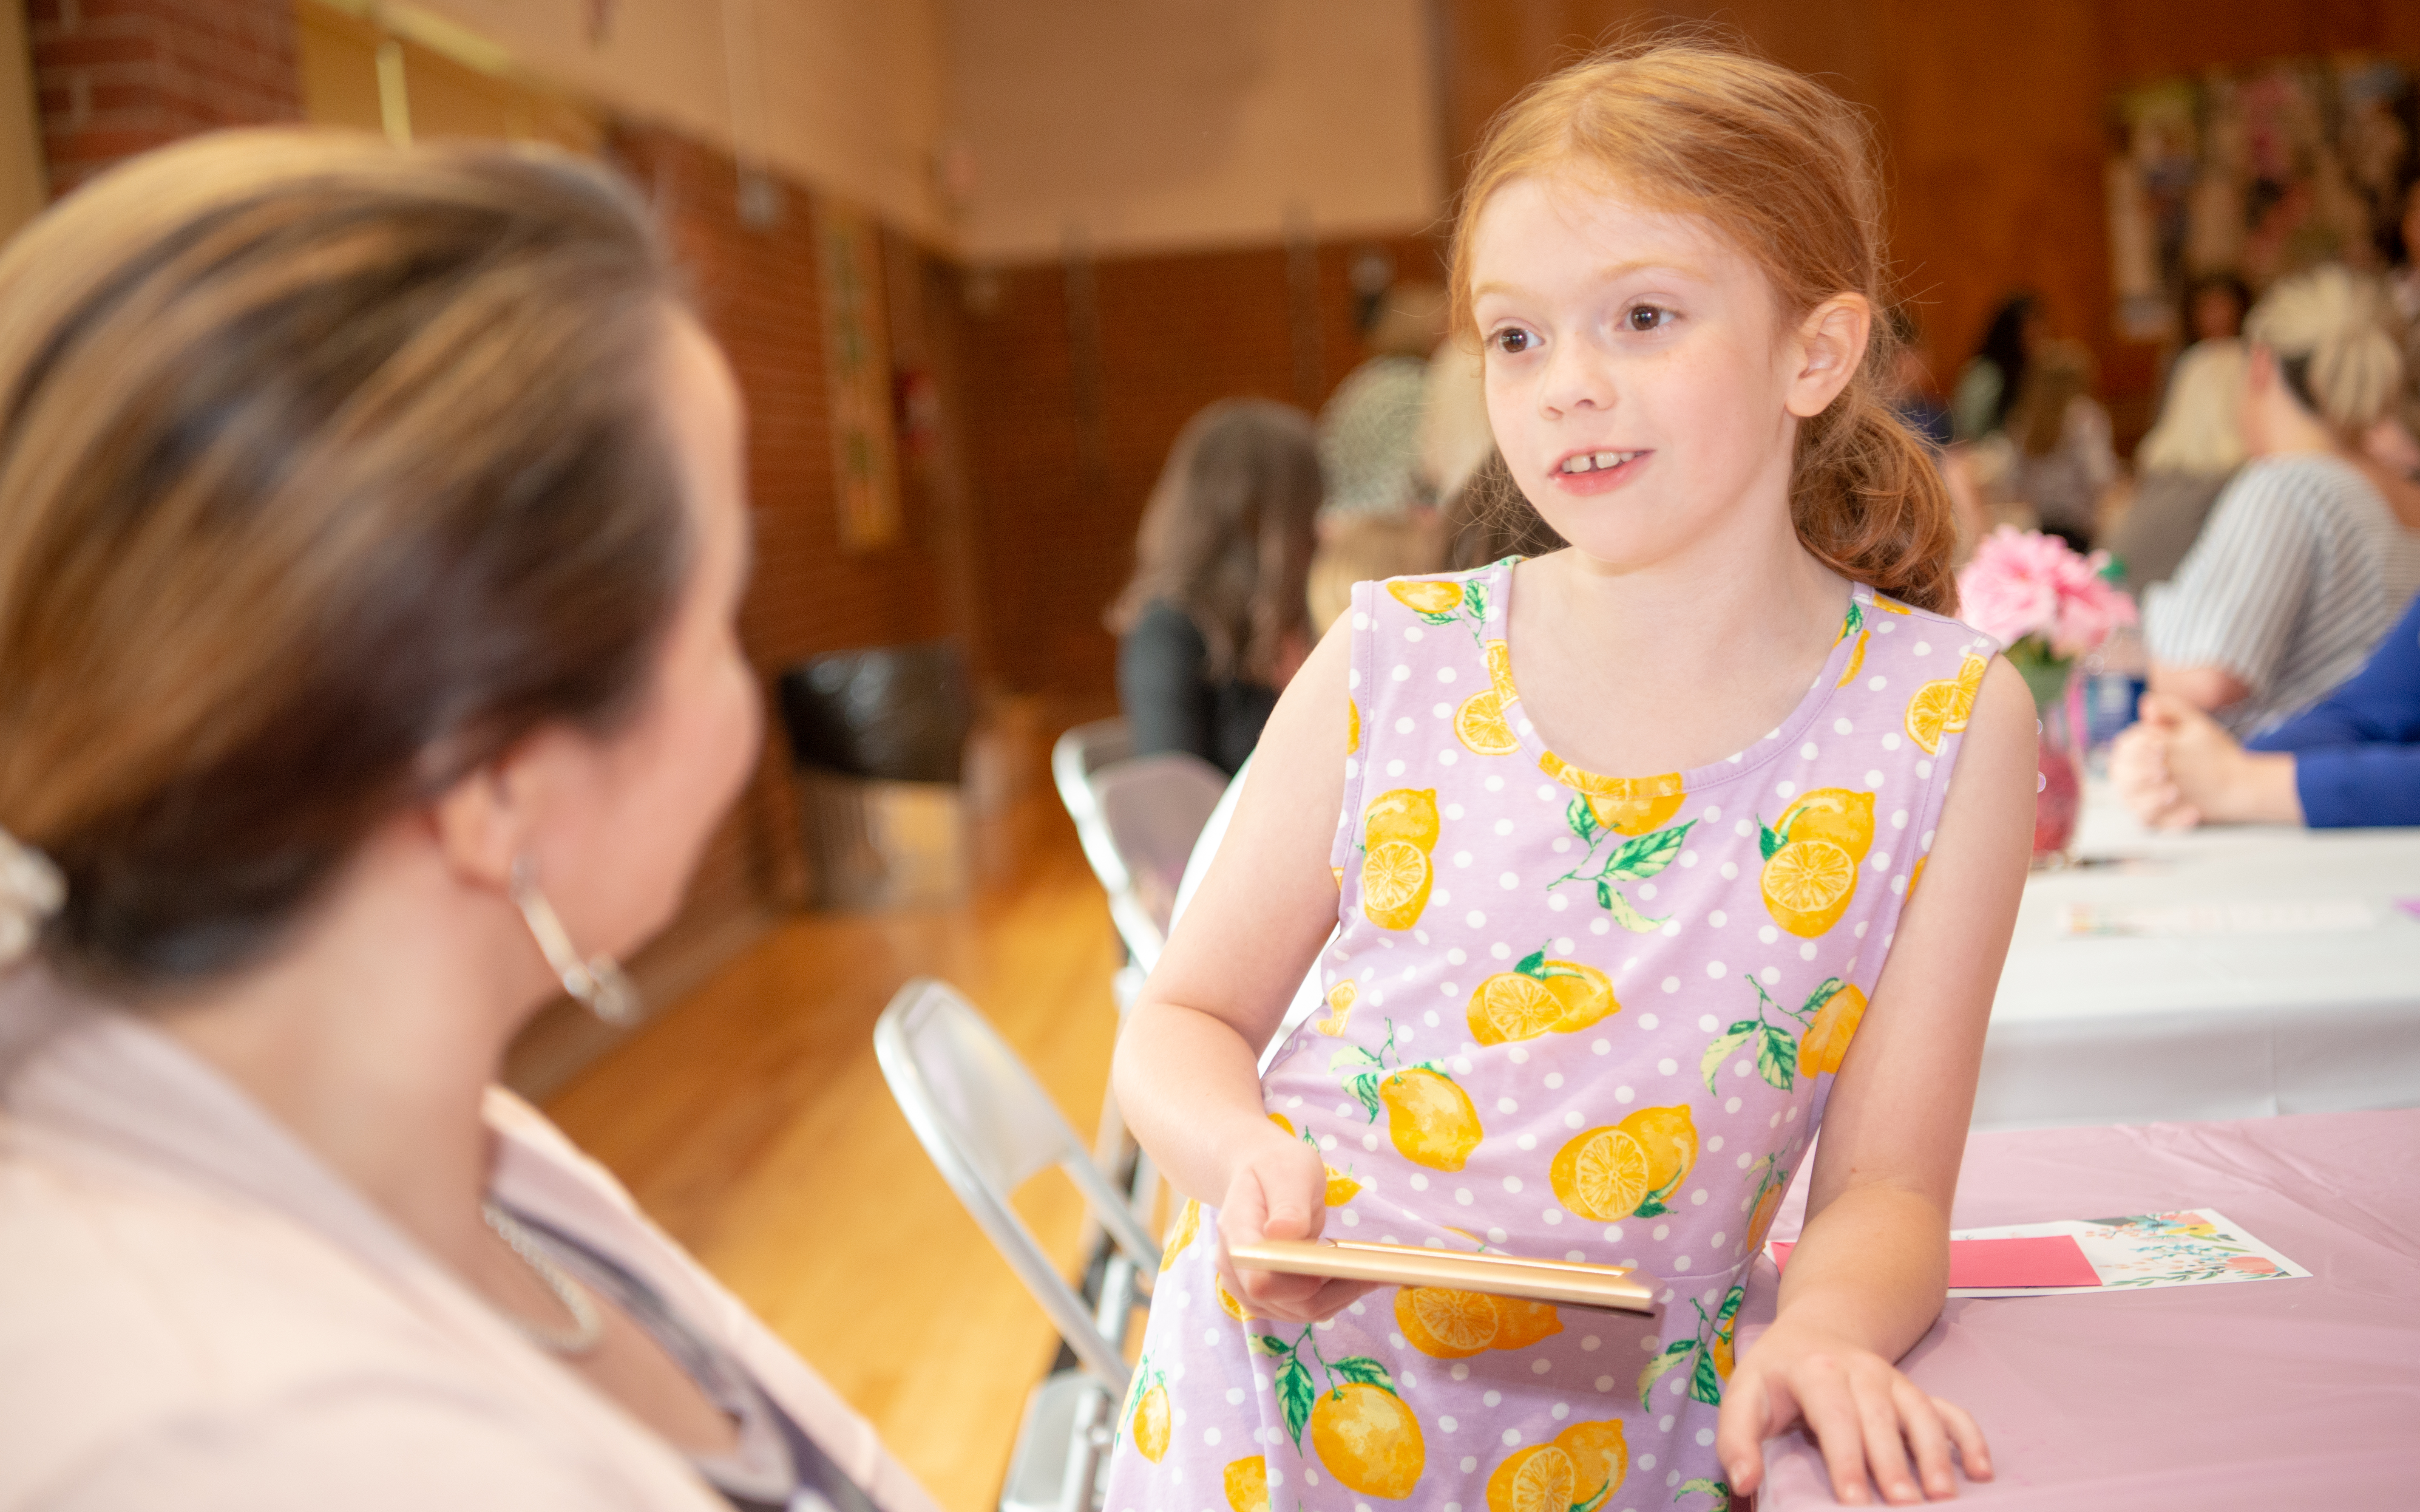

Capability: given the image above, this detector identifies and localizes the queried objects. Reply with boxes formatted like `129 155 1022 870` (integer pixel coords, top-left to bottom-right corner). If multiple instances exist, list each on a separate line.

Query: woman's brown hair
0 130 692 985
1107 399 1322 683
1447 37 1959 612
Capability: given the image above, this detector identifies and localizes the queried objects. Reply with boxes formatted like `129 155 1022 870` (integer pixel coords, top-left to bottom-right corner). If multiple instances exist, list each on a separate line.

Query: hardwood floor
544 794 1127 1512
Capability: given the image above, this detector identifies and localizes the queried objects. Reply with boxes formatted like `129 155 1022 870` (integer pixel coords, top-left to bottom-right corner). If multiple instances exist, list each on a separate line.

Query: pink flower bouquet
1955 526 2136 662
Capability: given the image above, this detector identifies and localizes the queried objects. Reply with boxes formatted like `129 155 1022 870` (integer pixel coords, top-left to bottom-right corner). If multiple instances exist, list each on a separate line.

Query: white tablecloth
1972 781 2420 1130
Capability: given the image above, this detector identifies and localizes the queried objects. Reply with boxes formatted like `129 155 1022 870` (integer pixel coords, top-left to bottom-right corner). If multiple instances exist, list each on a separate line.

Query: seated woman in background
1110 399 1322 774
2102 337 2247 589
0 133 934 1511
2114 590 2420 828
2142 265 2420 734
1996 336 2118 550
1951 289 2040 445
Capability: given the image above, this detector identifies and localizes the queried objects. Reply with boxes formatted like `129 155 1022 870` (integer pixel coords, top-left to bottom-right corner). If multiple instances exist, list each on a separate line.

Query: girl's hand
1212 1130 1376 1324
1715 1317 1991 1505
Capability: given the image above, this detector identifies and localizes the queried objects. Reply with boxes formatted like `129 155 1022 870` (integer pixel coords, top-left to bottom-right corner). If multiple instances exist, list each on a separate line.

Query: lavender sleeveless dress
1106 561 1990 1512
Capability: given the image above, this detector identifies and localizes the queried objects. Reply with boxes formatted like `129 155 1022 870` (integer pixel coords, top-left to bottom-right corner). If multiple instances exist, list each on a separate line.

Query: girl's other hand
1715 1317 1991 1505
1213 1130 1376 1324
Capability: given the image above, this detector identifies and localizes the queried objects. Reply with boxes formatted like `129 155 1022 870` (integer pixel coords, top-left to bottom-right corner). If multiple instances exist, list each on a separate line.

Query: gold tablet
1226 1237 1660 1314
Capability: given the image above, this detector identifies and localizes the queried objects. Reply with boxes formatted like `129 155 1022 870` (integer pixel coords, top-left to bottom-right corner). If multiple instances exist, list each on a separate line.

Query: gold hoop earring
508 858 641 1027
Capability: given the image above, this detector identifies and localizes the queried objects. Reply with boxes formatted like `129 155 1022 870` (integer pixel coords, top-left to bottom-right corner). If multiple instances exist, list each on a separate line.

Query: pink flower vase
2015 652 2082 865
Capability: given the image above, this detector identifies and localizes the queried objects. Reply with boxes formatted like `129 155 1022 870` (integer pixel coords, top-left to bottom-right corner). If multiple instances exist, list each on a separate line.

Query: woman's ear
1787 294 1872 419
428 728 586 894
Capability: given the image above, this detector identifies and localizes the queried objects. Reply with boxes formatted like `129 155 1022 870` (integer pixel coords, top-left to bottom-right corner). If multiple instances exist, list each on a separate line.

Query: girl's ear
1786 294 1872 419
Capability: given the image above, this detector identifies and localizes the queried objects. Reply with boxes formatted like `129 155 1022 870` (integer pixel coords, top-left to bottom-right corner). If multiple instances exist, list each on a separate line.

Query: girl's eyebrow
1470 259 1710 305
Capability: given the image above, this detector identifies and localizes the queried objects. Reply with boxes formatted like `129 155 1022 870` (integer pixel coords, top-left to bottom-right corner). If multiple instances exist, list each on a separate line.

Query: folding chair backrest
1051 719 1136 896
873 978 1160 1387
1090 751 1230 954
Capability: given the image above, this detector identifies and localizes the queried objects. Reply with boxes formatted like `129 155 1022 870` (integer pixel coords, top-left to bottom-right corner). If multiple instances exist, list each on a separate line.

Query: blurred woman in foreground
0 133 933 1510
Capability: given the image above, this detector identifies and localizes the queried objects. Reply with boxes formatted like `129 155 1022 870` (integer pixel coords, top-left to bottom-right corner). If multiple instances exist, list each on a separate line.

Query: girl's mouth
1550 448 1650 493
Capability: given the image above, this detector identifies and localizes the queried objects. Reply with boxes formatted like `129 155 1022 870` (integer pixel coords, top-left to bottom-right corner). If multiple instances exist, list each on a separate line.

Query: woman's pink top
0 970 940 1512
1105 560 1989 1512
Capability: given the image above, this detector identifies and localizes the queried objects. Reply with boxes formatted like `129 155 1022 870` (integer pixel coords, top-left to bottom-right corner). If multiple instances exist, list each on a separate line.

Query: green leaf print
1574 1480 1615 1512
1602 821 1693 881
1676 1478 1732 1509
1328 1355 1397 1393
1714 1284 1746 1331
1566 794 1600 842
1275 1353 1316 1448
1638 1337 1695 1409
1690 1345 1725 1405
1699 1028 1754 1095
1248 1331 1292 1357
1756 1024 1799 1091
1419 609 1459 626
1841 599 1865 638
1595 885 1666 933
1344 1070 1383 1123
1758 817 1787 861
1463 579 1489 622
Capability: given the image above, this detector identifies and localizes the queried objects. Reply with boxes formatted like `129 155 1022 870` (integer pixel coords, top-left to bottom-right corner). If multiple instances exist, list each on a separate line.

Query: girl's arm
1111 615 1373 1323
1716 655 2036 1506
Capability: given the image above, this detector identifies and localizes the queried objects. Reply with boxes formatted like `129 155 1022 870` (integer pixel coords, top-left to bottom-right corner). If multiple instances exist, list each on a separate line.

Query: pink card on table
1768 1235 2100 1290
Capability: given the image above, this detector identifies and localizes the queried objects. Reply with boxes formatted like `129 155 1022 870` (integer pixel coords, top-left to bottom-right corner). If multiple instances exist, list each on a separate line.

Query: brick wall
606 125 979 927
28 0 301 196
958 232 1442 698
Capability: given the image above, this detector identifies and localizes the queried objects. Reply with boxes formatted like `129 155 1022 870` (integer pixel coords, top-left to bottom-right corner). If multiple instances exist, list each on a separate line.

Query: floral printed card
1766 1209 2308 1297
1941 1209 2309 1297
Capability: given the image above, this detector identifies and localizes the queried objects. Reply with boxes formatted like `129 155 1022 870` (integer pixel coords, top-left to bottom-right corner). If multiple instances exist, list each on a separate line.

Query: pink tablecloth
1739 1109 2420 1507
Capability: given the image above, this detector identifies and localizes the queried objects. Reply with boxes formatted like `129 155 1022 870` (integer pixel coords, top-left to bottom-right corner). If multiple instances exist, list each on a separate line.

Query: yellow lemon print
1908 853 1927 897
1396 1286 1497 1358
1160 1198 1200 1270
1484 639 1516 696
1799 983 1868 1076
1835 628 1868 688
1361 841 1432 930
1745 1178 1788 1256
1331 866 1345 890
1214 1271 1254 1321
1309 1382 1425 1499
1379 1067 1483 1171
1269 1112 1294 1134
1873 595 1913 614
1539 753 1687 835
1467 957 1617 1044
1316 979 1358 1036
1490 1296 1564 1351
1485 1444 1578 1512
1774 787 1876 861
1711 1322 1737 1380
1364 787 1441 849
1223 1455 1271 1512
1133 1379 1172 1462
1903 678 1963 754
1347 697 1361 756
1454 687 1522 756
1761 836 1857 937
1389 580 1465 616
1552 1418 1628 1502
1618 1103 1698 1214
1548 1126 1651 1221
1325 1166 1362 1206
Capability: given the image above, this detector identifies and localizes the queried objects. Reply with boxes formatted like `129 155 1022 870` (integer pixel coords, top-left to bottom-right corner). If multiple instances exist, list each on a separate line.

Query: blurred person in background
2103 338 2248 589
2142 265 2420 734
0 133 935 1510
1997 337 2119 549
1303 282 1450 630
1111 399 1322 774
2184 271 2253 344
2114 589 2420 829
1886 307 1954 449
1951 290 2041 444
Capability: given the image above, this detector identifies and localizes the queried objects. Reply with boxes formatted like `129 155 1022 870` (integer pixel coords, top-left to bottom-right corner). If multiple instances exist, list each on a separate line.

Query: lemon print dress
1104 561 1993 1512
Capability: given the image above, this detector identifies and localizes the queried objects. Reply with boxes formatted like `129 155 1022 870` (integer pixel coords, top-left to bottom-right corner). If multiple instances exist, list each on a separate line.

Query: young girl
1106 41 2033 1512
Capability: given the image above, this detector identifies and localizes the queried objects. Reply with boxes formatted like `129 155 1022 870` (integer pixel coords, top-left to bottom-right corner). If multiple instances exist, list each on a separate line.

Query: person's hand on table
2113 693 2302 829
1212 1125 1376 1324
1716 1314 1992 1505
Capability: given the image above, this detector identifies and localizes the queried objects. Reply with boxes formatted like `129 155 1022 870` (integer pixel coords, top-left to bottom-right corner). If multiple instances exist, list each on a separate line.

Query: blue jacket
2246 592 2420 827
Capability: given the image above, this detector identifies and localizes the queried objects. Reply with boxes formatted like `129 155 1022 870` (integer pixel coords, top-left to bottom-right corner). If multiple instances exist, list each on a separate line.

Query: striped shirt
2144 453 2420 734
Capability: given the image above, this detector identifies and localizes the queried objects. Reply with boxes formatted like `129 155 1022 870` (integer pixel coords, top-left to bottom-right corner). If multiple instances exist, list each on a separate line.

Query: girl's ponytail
1792 354 1960 614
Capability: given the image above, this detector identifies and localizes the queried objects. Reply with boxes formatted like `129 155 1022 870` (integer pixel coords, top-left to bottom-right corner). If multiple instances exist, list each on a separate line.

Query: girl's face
1471 174 1855 570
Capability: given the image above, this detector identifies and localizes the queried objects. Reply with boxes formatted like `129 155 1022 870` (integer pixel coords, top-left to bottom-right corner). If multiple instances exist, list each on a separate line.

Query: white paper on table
2061 900 2379 937
1936 1208 2310 1297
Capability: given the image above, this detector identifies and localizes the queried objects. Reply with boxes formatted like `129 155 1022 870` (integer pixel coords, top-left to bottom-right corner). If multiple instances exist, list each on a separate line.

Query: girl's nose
1537 340 1610 416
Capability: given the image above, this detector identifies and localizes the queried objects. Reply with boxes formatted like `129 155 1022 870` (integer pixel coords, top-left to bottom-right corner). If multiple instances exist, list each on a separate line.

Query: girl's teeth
1562 451 1634 474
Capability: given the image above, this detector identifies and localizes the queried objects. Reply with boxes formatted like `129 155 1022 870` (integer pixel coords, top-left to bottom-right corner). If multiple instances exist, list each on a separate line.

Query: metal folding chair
873 978 1161 1512
1087 751 1230 971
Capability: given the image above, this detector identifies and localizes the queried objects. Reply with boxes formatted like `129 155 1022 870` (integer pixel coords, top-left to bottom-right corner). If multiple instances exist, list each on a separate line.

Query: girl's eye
1626 305 1673 333
1491 328 1535 355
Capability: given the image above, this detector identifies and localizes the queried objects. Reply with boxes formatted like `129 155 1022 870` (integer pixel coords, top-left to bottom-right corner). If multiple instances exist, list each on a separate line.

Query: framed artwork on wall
2107 55 2413 341
817 197 903 552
